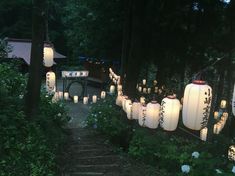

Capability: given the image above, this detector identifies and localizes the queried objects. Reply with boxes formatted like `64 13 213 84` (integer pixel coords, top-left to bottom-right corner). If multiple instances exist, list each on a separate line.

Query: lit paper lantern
147 88 151 94
83 97 88 104
74 96 78 103
138 104 147 127
154 87 158 93
132 102 141 120
214 111 219 120
116 95 123 106
101 91 106 99
117 91 123 96
126 102 133 119
228 145 235 161
220 100 227 109
140 96 145 104
46 71 56 94
232 84 235 116
64 92 69 100
117 85 122 91
160 96 180 131
143 88 147 94
153 80 157 86
92 95 97 103
145 101 160 129
43 46 54 67
182 80 212 130
200 127 208 141
138 86 142 92
122 96 129 109
110 85 115 94
58 91 63 99
123 99 132 112
143 79 146 85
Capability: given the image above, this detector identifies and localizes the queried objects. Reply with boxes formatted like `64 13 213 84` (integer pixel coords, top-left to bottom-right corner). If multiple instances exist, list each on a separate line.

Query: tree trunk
125 0 147 99
120 0 132 80
25 0 46 118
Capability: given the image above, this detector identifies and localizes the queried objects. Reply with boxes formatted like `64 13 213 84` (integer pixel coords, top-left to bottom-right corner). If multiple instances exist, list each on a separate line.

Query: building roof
6 38 66 65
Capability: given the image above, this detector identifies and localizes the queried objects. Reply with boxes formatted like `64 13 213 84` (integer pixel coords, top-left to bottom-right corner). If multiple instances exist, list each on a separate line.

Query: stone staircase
60 128 122 176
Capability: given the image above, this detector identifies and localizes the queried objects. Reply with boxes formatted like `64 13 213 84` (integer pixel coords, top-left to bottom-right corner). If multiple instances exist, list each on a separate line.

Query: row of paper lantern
52 90 106 104
117 94 181 131
109 69 213 132
109 68 121 85
136 79 162 94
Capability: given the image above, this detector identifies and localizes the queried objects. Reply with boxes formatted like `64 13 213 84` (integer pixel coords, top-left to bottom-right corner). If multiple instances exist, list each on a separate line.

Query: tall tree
25 0 46 118
124 0 148 98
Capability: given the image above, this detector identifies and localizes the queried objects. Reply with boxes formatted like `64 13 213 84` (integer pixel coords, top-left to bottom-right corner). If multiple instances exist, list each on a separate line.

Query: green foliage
86 96 132 147
87 94 235 175
128 128 234 175
63 0 123 59
0 63 69 176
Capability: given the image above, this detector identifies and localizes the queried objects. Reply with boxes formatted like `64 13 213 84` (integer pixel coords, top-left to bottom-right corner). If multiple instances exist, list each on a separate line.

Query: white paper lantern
64 92 69 100
74 96 78 103
126 102 133 120
160 96 180 131
220 100 227 109
200 127 208 141
58 91 63 99
143 88 147 94
123 99 132 113
140 96 145 104
132 102 141 120
138 104 147 127
228 145 235 161
117 85 122 91
122 96 129 109
83 97 88 104
118 91 123 96
110 85 115 94
145 101 160 129
116 95 123 106
143 79 146 85
138 86 142 92
154 87 158 93
92 95 97 103
153 80 157 86
147 88 151 94
46 71 56 94
214 111 219 120
43 46 54 67
101 91 106 99
182 80 212 130
214 123 222 134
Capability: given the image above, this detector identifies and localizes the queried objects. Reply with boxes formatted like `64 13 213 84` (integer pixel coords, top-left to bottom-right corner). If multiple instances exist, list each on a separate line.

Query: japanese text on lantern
201 88 211 128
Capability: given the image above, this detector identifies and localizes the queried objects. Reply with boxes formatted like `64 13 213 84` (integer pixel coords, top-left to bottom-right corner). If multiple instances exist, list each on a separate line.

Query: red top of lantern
167 95 176 99
192 80 206 85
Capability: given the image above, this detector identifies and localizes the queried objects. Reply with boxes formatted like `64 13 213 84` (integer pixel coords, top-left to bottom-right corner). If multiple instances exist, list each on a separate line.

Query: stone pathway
60 128 122 176
57 81 159 176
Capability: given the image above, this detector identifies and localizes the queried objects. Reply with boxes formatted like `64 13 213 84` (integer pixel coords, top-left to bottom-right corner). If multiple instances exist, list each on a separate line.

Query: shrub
87 92 235 175
86 96 132 148
0 63 69 176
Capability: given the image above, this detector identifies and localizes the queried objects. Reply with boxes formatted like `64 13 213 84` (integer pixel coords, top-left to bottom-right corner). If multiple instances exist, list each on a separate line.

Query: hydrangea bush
0 63 70 176
87 94 235 176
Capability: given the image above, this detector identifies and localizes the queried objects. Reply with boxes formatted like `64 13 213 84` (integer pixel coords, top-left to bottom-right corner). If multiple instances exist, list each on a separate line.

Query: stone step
68 144 108 151
69 163 119 172
71 149 114 157
70 172 104 176
71 155 120 165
